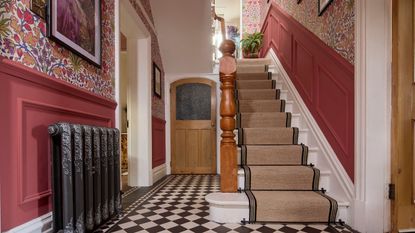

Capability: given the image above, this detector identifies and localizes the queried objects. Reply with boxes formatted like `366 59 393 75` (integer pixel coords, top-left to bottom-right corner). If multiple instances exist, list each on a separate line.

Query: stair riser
245 167 320 190
237 65 268 73
238 101 285 113
239 128 298 145
238 169 329 193
237 81 275 90
237 90 279 100
238 115 288 128
237 73 270 80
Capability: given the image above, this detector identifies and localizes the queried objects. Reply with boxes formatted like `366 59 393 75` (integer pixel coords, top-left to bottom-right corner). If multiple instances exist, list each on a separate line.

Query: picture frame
318 0 333 16
47 0 102 67
153 63 162 98
30 0 46 19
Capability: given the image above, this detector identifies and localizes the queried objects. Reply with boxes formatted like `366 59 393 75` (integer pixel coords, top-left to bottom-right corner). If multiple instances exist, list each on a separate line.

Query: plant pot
243 50 259 58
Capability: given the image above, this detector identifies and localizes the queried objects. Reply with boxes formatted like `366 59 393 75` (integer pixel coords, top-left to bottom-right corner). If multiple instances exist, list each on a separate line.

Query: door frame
115 0 153 187
390 1 415 232
353 0 392 232
170 77 217 174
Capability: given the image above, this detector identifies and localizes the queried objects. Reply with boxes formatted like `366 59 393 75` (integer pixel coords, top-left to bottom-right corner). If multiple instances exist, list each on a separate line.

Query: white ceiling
215 0 241 27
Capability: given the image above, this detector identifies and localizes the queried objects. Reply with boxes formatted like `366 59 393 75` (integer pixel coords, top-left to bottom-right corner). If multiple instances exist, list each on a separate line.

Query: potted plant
241 32 264 58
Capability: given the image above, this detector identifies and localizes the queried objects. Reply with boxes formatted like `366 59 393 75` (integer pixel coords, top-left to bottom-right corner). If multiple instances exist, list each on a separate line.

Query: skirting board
153 163 167 184
5 212 52 233
267 49 354 202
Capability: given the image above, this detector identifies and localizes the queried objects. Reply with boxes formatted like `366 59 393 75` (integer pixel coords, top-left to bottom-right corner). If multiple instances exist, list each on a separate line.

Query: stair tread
246 190 337 223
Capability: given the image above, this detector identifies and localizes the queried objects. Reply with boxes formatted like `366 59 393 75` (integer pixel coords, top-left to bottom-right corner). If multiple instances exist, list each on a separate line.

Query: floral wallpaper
258 0 355 64
242 0 262 35
128 0 165 120
0 0 165 119
0 0 115 99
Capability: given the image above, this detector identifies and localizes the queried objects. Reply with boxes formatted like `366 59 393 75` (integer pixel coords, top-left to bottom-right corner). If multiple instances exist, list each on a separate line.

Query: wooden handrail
214 14 226 40
212 0 226 40
219 40 237 192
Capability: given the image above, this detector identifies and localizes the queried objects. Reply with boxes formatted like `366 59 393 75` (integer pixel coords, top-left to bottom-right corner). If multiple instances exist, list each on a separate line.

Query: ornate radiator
48 123 122 233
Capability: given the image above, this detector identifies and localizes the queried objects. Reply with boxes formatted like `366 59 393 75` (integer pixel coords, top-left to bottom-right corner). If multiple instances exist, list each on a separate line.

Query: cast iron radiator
48 123 122 232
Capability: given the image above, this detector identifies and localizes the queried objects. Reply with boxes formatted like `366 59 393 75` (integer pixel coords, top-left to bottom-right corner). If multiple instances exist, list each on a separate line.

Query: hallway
98 175 354 233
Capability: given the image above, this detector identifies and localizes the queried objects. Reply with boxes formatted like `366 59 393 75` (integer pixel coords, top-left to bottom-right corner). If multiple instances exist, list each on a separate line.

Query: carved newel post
219 40 237 192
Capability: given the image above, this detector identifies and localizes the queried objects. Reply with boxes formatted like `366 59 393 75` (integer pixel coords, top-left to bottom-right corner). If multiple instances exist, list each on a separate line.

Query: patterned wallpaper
128 0 165 120
0 0 165 119
0 0 115 99
242 0 262 35
243 0 355 64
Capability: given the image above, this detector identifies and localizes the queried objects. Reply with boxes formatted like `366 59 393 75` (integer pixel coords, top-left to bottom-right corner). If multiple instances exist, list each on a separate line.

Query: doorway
116 0 153 188
170 78 217 174
391 1 415 232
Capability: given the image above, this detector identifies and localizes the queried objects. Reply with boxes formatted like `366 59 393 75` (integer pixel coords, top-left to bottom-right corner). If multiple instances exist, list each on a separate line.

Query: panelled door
171 78 217 174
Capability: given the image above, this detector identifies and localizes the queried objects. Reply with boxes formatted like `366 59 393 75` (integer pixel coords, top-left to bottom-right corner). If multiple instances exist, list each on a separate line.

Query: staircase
206 57 350 224
235 60 337 223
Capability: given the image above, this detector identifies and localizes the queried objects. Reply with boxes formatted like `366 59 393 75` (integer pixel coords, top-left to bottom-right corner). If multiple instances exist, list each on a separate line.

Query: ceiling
215 0 241 27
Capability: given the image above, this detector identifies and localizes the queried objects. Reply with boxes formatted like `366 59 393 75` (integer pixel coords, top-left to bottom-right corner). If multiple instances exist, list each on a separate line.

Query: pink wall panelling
261 3 355 180
259 0 355 64
152 117 166 168
0 58 117 230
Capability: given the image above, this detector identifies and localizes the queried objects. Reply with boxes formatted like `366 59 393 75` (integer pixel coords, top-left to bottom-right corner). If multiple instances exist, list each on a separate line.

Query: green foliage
69 53 83 72
0 0 11 37
240 32 264 54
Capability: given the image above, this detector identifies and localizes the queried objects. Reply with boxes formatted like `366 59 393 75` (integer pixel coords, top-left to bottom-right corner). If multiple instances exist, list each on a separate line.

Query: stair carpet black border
235 68 338 224
239 144 309 166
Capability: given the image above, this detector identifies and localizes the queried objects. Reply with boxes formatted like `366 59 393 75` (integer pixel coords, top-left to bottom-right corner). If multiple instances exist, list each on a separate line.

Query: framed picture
153 63 162 98
47 0 101 67
318 0 333 16
31 0 46 19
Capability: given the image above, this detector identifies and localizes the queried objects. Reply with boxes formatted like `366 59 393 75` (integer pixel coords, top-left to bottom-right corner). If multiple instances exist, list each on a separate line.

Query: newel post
219 40 237 192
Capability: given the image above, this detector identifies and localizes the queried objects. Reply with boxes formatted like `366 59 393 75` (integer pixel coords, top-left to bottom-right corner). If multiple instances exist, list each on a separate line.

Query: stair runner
236 64 338 223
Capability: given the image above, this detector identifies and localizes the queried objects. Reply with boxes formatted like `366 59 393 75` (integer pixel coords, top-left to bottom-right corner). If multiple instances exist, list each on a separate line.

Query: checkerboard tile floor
100 175 356 233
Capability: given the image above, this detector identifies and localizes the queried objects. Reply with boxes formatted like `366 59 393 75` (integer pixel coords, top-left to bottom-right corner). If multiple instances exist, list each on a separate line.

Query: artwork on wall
318 0 334 16
47 0 102 67
153 63 162 98
30 0 46 19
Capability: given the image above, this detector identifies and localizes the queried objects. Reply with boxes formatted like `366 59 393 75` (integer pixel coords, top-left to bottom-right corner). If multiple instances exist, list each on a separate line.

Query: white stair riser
209 204 249 223
207 191 350 224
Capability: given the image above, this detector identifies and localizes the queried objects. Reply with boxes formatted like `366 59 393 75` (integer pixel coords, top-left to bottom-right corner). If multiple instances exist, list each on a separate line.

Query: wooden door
391 1 415 231
171 78 217 174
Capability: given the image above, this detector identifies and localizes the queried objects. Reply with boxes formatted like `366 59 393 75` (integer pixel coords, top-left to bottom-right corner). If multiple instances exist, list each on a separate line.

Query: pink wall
261 3 355 180
0 58 117 230
152 117 166 168
256 0 355 64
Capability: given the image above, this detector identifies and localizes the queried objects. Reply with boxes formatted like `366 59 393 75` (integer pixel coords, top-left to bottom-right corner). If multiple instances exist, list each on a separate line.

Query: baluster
219 40 237 192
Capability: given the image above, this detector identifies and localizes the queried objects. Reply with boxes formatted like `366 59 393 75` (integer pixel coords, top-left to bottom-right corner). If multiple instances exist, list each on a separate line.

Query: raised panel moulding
152 116 166 168
293 39 314 105
260 3 355 180
0 57 116 231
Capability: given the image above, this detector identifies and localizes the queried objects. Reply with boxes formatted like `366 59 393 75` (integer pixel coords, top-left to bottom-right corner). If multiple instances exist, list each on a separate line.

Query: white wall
164 73 221 175
150 0 213 74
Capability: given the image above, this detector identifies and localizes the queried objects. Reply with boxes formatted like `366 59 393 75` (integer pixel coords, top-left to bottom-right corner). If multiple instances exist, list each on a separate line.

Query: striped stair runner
237 62 338 223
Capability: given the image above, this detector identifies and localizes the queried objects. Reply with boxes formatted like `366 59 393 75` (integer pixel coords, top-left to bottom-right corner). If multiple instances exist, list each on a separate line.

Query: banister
219 40 237 192
212 0 226 40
